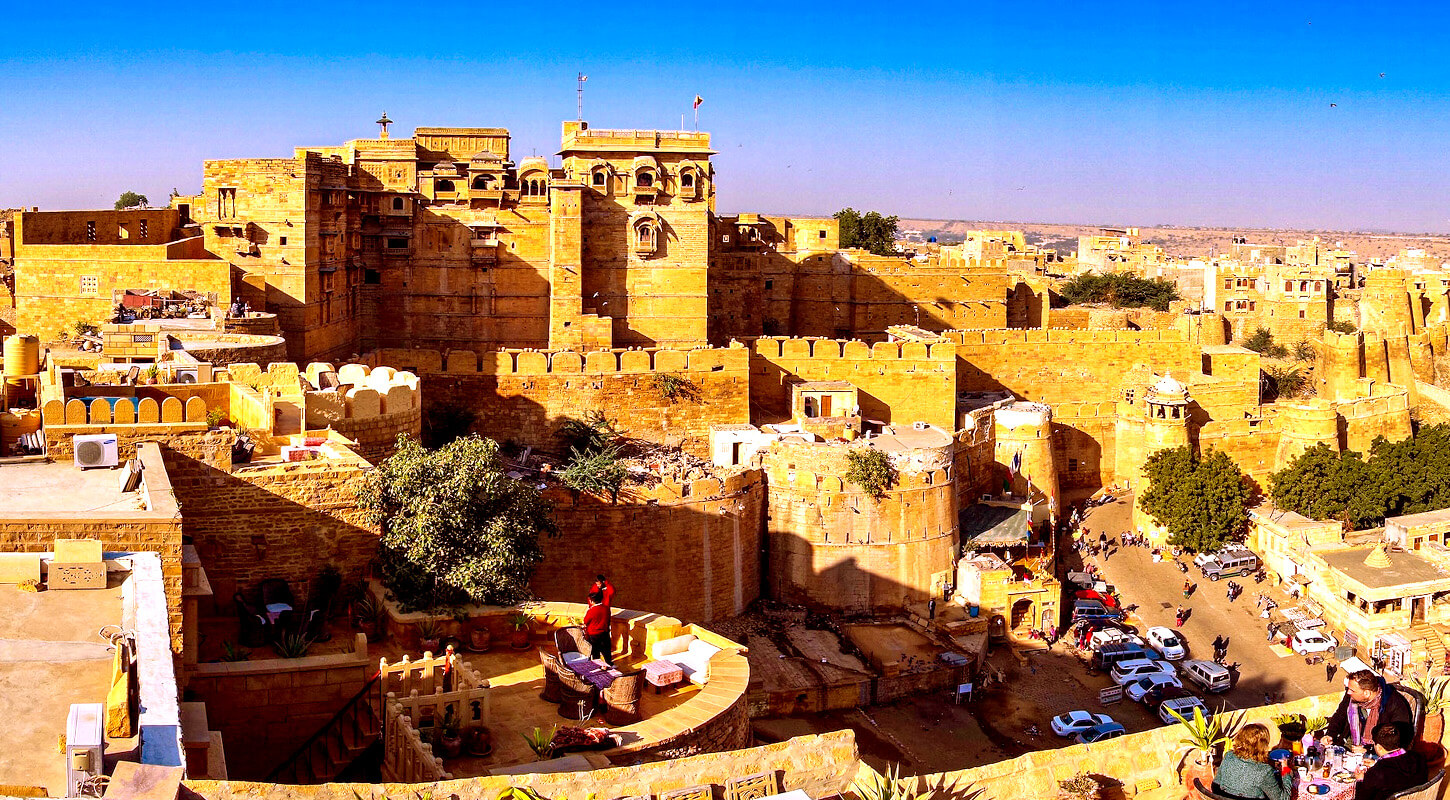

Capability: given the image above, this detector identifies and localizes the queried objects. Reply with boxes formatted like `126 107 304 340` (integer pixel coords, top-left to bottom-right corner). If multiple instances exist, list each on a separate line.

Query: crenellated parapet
361 344 750 376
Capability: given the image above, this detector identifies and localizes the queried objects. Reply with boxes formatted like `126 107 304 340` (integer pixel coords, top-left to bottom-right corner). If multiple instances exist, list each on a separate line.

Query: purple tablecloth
566 658 620 690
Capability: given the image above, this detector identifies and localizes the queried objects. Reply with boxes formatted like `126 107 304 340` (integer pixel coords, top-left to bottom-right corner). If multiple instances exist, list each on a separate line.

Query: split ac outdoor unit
912 421 930 430
173 367 200 384
74 434 119 469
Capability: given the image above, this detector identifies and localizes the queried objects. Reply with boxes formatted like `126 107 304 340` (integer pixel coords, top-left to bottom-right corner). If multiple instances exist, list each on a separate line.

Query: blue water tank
968 604 979 618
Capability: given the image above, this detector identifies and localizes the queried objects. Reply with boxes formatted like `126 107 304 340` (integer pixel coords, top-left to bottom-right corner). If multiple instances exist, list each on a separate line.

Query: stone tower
1361 268 1413 336
993 402 1059 517
1127 374 1191 541
1274 399 1339 469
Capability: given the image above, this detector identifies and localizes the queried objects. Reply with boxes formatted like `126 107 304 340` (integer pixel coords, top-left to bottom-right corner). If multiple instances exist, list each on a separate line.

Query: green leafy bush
845 447 895 500
1057 271 1180 311
1140 447 1251 553
357 434 555 611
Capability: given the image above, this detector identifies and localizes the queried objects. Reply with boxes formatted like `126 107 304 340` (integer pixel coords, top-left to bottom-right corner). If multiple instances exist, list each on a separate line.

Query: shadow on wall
157 446 376 611
532 475 766 624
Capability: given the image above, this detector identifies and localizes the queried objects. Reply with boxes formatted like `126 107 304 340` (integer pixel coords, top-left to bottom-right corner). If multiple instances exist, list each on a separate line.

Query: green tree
357 434 555 611
1369 425 1450 518
1326 319 1357 335
1263 364 1309 401
1241 327 1289 358
1056 271 1179 311
114 191 148 210
1268 443 1380 528
1140 447 1251 553
834 208 900 256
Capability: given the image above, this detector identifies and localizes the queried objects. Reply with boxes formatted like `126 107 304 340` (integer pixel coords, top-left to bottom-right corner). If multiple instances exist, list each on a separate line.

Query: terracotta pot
1425 711 1444 749
469 628 492 652
465 726 493 757
1181 750 1215 800
421 637 441 653
510 627 530 649
438 732 463 759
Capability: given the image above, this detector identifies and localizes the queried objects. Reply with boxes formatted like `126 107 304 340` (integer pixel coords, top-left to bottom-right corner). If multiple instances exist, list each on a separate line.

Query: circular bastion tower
992 402 1059 517
1127 374 1192 541
1273 398 1339 470
761 431 958 614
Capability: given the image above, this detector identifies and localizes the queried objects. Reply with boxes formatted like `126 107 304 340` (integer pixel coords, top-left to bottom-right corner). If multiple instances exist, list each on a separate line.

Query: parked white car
1051 710 1115 737
1125 673 1183 703
1159 696 1208 724
1110 659 1178 686
1145 626 1188 660
1291 630 1338 655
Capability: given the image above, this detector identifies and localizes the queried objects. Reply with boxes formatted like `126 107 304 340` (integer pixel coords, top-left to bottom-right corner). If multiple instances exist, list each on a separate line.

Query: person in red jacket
592 574 615 609
583 590 613 666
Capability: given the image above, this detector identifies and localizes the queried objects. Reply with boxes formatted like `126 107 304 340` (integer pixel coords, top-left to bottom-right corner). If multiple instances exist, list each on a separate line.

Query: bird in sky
1380 72 1386 78
1330 103 1338 108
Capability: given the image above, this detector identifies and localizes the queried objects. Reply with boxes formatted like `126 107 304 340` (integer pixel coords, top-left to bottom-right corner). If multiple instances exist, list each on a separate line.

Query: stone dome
1146 372 1190 405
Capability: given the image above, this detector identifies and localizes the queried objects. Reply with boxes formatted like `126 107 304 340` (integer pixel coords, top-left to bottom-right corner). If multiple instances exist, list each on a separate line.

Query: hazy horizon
3 1 1447 233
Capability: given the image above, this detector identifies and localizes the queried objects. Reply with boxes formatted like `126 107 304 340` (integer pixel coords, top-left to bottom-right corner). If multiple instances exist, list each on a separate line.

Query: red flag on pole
693 95 703 109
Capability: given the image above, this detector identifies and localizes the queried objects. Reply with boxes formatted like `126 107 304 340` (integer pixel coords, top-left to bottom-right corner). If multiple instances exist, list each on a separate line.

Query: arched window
436 179 455 192
592 170 607 187
637 226 652 244
681 171 694 188
637 171 653 188
472 176 492 190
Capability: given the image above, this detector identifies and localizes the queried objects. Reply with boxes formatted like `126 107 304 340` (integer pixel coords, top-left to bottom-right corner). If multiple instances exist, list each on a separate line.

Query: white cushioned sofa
648 633 722 685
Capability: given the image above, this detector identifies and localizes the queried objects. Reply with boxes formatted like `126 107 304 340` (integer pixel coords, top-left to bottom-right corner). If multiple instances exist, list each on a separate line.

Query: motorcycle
1253 570 1267 584
1177 561 1189 574
1306 653 1325 666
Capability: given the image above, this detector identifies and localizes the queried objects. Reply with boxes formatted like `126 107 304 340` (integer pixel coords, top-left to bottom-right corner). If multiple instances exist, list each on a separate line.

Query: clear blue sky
3 1 1447 232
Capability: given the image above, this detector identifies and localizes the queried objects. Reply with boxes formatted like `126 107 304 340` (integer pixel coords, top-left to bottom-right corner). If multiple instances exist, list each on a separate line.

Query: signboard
1099 686 1123 705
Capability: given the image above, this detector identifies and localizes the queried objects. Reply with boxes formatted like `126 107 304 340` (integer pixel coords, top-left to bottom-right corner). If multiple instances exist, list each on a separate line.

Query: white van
1200 550 1258 581
1181 659 1232 693
1110 659 1177 686
1159 696 1209 723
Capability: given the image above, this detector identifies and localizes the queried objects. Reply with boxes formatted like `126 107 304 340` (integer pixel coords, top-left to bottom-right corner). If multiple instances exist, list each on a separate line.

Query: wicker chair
1386 768 1444 800
538 647 564 703
1192 777 1259 800
555 626 591 660
602 668 645 725
724 771 779 800
556 661 598 720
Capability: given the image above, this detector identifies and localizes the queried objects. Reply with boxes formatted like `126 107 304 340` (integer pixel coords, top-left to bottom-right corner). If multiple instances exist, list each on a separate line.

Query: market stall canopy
960 504 1030 548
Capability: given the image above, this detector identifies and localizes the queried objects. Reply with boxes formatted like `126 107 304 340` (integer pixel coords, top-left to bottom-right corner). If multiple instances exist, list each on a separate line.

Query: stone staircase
266 674 382 784
1411 624 1448 673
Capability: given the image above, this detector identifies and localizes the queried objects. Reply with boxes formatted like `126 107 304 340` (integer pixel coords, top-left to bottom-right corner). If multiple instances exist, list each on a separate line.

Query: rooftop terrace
0 460 145 514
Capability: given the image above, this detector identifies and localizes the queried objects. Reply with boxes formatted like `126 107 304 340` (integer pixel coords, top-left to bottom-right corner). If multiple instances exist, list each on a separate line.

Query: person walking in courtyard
1175 606 1185 627
583 590 614 666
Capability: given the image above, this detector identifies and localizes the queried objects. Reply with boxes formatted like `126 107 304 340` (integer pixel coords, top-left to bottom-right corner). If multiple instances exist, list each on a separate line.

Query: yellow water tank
3 334 41 378
0 408 41 451
3 334 42 408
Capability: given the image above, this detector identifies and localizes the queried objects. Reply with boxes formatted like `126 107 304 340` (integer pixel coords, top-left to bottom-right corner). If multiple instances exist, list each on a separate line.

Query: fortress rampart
761 441 957 612
534 469 765 622
748 337 956 431
361 346 750 456
944 328 1200 406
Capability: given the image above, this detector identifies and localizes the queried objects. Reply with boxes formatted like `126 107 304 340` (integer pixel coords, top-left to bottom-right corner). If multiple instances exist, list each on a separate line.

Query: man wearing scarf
1322 670 1414 750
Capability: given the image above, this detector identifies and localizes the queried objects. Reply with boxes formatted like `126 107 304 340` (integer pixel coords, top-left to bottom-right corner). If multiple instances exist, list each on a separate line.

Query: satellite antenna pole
577 73 587 121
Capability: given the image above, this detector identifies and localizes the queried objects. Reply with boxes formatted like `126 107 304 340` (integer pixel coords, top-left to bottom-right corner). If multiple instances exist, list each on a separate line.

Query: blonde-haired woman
1211 723 1291 800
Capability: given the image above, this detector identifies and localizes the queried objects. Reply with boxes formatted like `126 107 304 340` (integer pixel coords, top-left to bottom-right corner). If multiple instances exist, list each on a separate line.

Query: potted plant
469 622 492 653
464 723 493 757
352 593 380 641
1057 773 1099 800
1406 674 1450 745
522 724 556 761
435 705 463 758
1272 713 1307 752
144 364 160 385
508 612 533 650
417 616 443 653
1169 706 1235 799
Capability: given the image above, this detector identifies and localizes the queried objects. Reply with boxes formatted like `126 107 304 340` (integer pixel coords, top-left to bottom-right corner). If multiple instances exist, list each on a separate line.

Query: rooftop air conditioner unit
173 367 200 384
912 421 930 431
74 434 119 469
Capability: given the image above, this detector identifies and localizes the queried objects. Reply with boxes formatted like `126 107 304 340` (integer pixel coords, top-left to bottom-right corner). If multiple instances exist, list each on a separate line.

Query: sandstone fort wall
362 346 749 456
748 337 957 431
761 443 957 612
533 470 765 623
945 328 1201 407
